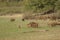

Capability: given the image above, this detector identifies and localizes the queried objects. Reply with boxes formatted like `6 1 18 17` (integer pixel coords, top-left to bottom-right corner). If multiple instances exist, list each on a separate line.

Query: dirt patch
0 14 23 18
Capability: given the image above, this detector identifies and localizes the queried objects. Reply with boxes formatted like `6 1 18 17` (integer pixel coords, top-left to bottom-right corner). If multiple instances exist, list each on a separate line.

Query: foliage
0 0 60 14
23 0 60 13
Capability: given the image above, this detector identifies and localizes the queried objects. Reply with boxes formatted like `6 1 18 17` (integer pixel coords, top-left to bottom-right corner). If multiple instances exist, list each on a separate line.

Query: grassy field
0 16 60 40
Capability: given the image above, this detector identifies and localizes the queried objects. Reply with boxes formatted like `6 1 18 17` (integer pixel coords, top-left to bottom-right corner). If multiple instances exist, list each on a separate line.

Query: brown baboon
27 24 31 28
27 22 38 28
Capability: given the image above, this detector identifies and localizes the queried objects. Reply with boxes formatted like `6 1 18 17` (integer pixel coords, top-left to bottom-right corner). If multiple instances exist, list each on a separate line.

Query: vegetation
0 0 60 14
0 16 60 40
0 0 60 40
24 0 58 12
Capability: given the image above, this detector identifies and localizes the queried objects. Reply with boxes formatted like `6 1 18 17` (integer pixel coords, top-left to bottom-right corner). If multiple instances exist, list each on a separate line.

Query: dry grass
0 14 23 18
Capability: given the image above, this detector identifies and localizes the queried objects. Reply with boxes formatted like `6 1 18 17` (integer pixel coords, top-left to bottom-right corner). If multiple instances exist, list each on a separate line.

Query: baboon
27 24 31 28
27 22 38 28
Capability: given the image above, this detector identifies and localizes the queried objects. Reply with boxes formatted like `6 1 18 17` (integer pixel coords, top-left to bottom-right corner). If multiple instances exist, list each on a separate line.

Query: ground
0 14 60 40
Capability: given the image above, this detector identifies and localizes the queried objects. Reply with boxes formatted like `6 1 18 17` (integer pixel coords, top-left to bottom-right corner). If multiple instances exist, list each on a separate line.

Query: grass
0 17 60 40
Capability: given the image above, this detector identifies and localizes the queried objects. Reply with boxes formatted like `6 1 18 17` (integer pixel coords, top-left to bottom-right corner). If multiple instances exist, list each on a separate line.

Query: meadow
0 15 60 40
0 0 60 40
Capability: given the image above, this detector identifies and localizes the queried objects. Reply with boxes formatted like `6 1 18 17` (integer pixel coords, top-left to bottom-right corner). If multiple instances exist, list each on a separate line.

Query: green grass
0 17 60 40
